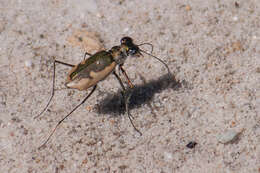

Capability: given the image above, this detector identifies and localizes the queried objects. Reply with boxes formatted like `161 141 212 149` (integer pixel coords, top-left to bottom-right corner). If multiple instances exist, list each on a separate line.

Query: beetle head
120 37 142 57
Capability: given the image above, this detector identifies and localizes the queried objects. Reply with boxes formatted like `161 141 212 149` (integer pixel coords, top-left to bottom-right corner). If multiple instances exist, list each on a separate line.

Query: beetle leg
113 71 142 136
38 85 97 149
55 60 74 67
119 66 134 89
83 52 92 60
35 58 75 119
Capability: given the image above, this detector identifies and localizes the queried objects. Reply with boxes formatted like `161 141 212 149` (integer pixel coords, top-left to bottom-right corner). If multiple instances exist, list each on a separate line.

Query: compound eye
120 37 133 44
129 49 137 55
128 45 140 56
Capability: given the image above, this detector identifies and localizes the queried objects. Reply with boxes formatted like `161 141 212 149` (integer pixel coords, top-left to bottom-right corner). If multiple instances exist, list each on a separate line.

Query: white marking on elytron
66 81 78 88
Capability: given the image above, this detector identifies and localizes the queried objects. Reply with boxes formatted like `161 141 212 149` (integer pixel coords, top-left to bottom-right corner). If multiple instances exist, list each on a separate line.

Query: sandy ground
0 0 259 172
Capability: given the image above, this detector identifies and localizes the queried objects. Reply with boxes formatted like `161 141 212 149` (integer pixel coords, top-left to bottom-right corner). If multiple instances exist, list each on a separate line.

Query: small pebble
185 5 191 11
123 27 129 33
252 35 258 40
217 129 243 144
186 141 197 149
233 16 238 21
164 152 173 161
235 2 239 8
232 41 243 51
25 60 33 68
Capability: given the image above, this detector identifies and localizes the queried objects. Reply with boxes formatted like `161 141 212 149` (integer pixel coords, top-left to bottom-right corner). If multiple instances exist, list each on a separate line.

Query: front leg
119 65 134 89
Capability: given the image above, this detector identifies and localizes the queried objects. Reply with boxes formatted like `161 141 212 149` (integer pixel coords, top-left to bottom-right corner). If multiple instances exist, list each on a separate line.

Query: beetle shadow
95 74 181 116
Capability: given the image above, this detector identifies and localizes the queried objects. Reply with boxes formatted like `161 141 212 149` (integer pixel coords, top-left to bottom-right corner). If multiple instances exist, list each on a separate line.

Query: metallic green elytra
66 51 116 91
35 36 172 149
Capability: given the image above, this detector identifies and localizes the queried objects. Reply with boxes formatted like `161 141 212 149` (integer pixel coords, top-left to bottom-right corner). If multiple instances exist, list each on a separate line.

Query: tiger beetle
35 36 172 148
